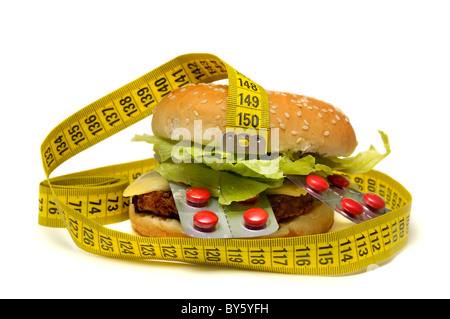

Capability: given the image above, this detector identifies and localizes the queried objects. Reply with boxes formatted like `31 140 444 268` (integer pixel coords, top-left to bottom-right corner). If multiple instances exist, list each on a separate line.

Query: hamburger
125 83 390 238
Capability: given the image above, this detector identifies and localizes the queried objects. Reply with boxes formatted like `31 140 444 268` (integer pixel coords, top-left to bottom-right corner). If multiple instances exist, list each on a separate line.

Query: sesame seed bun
152 83 357 156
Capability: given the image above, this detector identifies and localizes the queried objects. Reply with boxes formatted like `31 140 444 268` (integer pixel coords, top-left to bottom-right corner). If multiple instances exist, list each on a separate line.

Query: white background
1 0 449 299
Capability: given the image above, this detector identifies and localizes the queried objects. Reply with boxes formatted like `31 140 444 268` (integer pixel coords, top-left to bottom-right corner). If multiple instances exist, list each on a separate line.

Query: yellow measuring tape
225 63 269 130
39 53 412 275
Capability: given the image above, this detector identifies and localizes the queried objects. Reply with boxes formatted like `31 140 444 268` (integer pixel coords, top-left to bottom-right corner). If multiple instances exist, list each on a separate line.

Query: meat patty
132 191 178 219
267 193 314 221
132 191 314 222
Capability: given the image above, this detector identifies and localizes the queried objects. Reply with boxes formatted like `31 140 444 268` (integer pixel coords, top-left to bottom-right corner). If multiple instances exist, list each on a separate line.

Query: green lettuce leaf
155 163 275 205
279 155 333 176
132 134 286 179
132 130 391 199
205 159 284 180
314 130 391 175
131 134 180 162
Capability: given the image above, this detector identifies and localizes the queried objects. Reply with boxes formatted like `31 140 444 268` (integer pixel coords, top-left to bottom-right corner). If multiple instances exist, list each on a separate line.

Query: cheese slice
123 170 170 197
265 179 307 197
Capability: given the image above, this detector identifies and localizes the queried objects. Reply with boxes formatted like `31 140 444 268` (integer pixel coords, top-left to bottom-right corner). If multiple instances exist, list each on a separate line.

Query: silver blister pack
169 182 279 238
170 182 232 238
287 174 391 224
223 193 279 238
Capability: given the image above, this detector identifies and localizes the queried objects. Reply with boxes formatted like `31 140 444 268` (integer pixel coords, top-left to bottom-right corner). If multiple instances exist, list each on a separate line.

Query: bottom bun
129 200 334 238
129 204 189 237
261 200 334 238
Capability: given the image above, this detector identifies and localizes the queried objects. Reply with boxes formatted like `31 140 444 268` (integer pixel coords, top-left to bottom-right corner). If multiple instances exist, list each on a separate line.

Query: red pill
340 198 364 216
193 211 218 232
186 187 210 206
243 207 269 230
327 174 350 188
306 174 329 192
363 193 386 210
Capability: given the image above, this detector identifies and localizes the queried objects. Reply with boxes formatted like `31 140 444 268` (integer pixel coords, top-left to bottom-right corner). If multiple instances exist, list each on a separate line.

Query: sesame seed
169 94 176 100
193 91 199 95
297 111 302 117
285 112 290 118
222 121 227 126
216 99 223 104
335 114 341 120
296 103 302 107
201 99 208 104
302 125 309 131
221 106 227 111
296 137 303 143
219 88 226 93
281 93 287 96
332 119 336 125
322 109 327 113
215 115 221 120
291 130 298 136
270 109 276 114
276 117 282 123
314 105 319 110
308 106 313 110
318 112 323 118
187 104 192 111
328 108 334 113
324 131 330 137
272 104 279 109
270 124 275 128
180 88 186 92
345 117 349 123
335 107 344 114
185 118 190 124
304 119 309 125
193 110 199 117
280 123 286 129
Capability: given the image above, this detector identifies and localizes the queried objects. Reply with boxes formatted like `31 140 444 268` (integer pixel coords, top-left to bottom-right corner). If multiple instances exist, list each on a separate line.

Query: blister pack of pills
169 182 279 238
287 174 390 223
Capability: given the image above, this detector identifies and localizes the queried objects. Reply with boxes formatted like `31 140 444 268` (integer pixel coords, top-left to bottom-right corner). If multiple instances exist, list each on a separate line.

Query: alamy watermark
169 120 280 164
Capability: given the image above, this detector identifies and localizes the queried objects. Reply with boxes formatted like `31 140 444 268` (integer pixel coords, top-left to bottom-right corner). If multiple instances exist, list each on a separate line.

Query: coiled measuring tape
39 53 412 275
